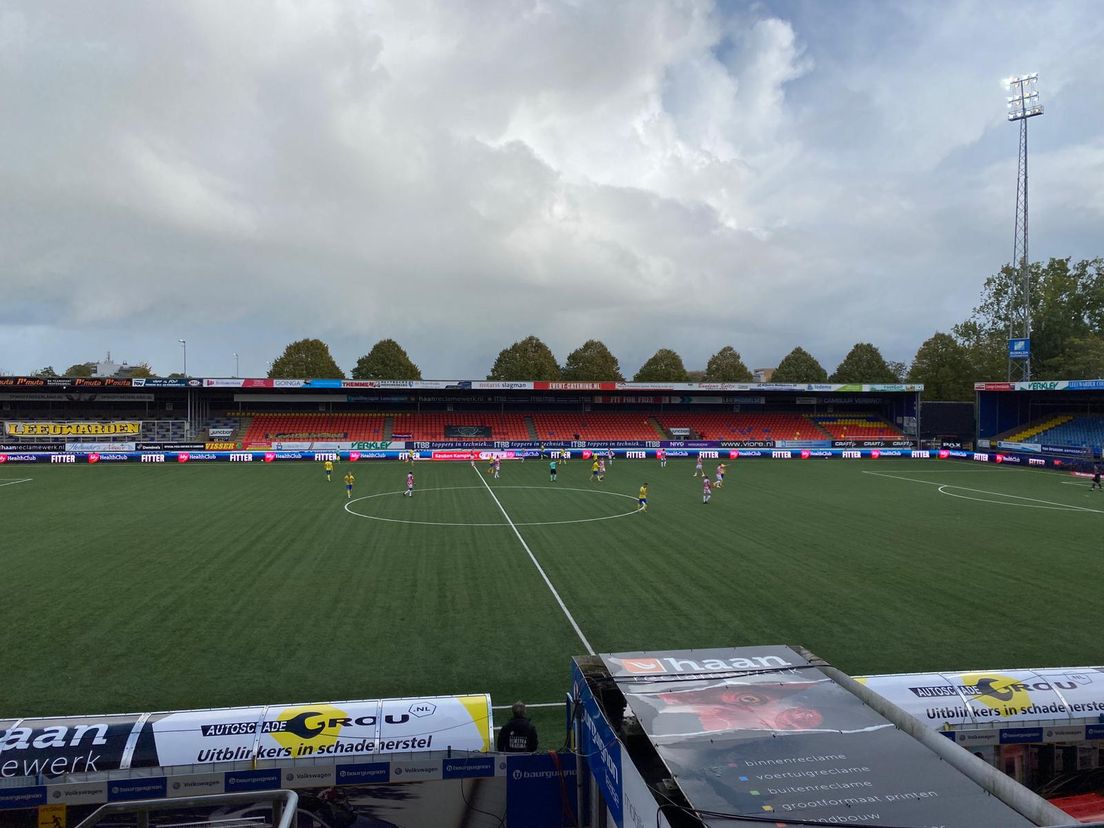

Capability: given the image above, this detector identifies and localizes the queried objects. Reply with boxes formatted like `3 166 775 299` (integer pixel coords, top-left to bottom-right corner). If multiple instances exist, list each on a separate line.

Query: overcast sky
1 1 1102 379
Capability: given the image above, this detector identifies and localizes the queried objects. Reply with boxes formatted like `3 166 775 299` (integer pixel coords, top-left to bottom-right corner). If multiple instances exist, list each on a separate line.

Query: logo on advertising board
842 450 861 459
771 451 791 459
205 442 238 450
140 454 165 463
50 455 76 463
141 696 489 767
230 453 253 462
604 647 803 681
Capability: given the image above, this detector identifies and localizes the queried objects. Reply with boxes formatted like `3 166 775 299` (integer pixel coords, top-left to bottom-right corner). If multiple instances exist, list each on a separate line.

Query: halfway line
474 467 596 656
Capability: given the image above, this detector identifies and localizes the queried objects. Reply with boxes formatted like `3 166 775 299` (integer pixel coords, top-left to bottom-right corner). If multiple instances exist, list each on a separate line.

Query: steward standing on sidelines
496 702 538 752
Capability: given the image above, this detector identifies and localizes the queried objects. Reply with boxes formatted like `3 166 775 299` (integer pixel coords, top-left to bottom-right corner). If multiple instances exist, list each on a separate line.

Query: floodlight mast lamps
178 339 187 377
1006 73 1043 382
233 352 239 378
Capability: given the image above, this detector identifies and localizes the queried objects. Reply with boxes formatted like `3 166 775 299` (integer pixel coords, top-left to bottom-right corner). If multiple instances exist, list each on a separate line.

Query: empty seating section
1003 414 1074 443
1026 415 1104 448
242 414 387 444
390 412 531 441
227 411 910 444
659 413 828 441
532 412 660 441
815 417 903 439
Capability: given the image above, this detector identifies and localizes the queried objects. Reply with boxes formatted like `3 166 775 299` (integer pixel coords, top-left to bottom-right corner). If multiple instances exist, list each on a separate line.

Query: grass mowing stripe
473 465 596 656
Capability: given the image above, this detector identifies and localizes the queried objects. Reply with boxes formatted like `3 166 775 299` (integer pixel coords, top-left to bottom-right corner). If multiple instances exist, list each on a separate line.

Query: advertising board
603 647 1035 828
0 696 491 779
857 668 1104 728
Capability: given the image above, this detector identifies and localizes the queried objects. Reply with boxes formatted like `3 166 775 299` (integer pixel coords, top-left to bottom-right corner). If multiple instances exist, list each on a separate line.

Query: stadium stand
1001 414 1077 444
1011 415 1104 449
241 413 388 444
531 411 663 441
657 412 829 441
390 411 531 441
814 416 904 440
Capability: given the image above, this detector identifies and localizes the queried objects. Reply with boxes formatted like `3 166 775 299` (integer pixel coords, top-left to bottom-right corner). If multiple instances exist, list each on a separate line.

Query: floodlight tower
1006 73 1043 381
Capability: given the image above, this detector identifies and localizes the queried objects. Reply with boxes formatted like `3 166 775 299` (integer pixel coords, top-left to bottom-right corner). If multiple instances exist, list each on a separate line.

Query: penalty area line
474 466 596 656
0 479 33 488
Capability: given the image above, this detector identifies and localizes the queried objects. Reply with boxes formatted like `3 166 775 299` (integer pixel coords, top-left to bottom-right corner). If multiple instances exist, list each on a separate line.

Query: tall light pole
1006 73 1043 381
178 339 187 377
233 352 239 378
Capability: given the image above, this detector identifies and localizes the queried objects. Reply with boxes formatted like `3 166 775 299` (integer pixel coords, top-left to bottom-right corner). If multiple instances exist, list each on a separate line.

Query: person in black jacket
496 701 538 752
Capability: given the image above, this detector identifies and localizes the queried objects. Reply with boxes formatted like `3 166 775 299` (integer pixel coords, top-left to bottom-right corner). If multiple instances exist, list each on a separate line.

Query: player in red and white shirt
657 448 667 468
597 458 606 480
702 476 712 504
693 454 704 477
493 457 501 479
405 471 415 497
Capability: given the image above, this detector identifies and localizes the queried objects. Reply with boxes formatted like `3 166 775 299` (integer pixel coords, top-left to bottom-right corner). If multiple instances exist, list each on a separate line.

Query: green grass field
2 457 1102 742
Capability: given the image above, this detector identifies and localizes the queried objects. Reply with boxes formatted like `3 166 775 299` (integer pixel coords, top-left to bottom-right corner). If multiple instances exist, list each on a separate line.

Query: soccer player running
1092 462 1102 491
344 471 356 500
638 482 648 512
597 457 606 481
702 475 712 504
693 454 704 477
549 457 558 482
324 458 334 482
591 458 601 482
405 470 415 497
715 463 726 488
493 457 502 479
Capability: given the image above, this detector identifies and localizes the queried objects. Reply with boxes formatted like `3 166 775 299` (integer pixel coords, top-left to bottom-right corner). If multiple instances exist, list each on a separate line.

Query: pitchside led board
602 646 1036 827
0 695 491 780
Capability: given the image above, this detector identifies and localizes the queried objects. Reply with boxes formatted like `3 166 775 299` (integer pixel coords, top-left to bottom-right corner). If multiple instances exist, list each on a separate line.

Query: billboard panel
603 648 1035 827
2 696 491 779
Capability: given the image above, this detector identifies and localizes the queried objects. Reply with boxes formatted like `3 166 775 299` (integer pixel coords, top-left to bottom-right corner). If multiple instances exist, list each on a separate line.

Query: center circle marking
344 485 643 526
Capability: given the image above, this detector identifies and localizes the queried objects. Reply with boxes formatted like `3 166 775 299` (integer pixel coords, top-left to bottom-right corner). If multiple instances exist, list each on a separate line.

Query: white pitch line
474 467 596 656
492 702 563 710
862 470 1103 513
0 478 32 488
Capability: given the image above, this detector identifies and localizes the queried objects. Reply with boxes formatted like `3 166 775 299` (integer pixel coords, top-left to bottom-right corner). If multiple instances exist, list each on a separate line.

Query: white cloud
0 0 1102 378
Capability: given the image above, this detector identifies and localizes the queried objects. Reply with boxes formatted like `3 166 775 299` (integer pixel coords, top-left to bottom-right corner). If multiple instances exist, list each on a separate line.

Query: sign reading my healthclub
0 696 491 779
602 647 1036 827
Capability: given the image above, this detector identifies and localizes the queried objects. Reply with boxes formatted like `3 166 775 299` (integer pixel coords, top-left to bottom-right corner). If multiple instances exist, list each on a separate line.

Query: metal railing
75 789 298 828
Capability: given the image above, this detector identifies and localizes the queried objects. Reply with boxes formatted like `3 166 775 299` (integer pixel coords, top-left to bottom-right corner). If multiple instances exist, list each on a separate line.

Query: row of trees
25 257 1102 399
265 337 905 385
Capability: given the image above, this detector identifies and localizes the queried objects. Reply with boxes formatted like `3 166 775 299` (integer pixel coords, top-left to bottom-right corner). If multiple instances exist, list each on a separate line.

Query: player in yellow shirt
638 483 648 512
324 459 334 481
591 459 601 482
343 472 356 499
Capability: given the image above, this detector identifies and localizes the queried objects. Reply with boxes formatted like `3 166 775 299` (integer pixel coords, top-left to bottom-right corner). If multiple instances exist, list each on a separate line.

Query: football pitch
2 457 1102 742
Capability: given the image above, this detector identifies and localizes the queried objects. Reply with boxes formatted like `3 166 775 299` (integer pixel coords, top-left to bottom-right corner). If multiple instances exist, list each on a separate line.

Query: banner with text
5 421 140 437
0 695 491 779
